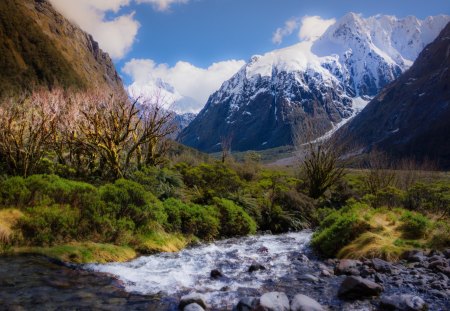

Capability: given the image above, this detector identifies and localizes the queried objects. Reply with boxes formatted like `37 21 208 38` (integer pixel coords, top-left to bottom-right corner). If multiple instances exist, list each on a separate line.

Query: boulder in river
234 297 257 311
179 293 208 310
210 269 223 279
256 292 289 311
338 276 383 300
290 294 325 311
335 259 361 276
249 263 266 273
183 303 205 311
371 258 393 273
380 294 427 311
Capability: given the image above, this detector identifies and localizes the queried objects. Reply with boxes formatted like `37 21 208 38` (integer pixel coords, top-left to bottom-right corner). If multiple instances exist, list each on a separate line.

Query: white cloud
272 18 300 45
49 0 139 59
136 0 189 12
123 58 245 113
298 16 336 41
272 15 336 44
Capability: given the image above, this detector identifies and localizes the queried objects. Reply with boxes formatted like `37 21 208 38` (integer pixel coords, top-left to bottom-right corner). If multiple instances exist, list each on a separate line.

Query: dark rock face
0 0 124 98
337 276 384 299
335 22 450 169
178 68 352 153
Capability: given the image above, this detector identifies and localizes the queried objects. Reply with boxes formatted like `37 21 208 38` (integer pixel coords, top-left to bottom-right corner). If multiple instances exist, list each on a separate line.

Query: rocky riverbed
1 232 449 310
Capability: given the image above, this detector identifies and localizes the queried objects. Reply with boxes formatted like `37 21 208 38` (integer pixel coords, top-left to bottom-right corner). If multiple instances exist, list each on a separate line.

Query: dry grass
0 208 23 245
338 212 423 261
135 231 190 254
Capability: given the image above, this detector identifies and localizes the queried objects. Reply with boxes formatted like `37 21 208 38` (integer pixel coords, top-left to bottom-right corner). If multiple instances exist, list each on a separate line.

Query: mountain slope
0 0 123 98
178 13 450 153
335 22 450 168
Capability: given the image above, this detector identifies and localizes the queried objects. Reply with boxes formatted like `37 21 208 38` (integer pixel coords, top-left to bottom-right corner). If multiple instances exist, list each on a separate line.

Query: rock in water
335 259 361 276
234 297 257 311
257 292 290 311
183 303 205 311
179 293 208 310
249 263 266 273
210 269 223 279
338 276 383 299
380 294 427 311
290 294 325 311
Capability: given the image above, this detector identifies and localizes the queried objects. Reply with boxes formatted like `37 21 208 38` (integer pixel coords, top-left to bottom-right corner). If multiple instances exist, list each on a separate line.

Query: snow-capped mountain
127 79 201 115
178 13 450 153
334 21 450 169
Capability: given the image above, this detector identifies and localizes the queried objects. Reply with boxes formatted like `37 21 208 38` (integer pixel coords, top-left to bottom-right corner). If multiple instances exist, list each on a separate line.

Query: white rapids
85 231 312 307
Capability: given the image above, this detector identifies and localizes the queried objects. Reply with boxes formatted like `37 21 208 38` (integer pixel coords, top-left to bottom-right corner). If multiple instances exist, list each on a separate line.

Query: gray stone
371 258 393 273
338 276 383 300
335 259 361 276
179 293 208 310
183 303 205 311
257 292 289 311
235 297 257 311
290 294 325 311
299 274 319 282
249 263 266 273
380 294 427 311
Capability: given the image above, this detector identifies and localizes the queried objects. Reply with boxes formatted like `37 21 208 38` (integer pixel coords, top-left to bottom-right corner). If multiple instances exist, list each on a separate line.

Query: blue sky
117 0 450 71
50 0 450 111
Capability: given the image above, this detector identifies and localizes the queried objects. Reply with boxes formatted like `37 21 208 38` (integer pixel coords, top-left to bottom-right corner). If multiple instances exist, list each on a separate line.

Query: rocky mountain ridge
178 13 450 153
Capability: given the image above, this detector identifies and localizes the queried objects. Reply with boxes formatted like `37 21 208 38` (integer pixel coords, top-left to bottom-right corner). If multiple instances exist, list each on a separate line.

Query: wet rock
256 292 289 311
290 294 325 311
380 294 427 311
234 297 257 311
360 266 375 278
321 269 332 277
337 276 383 300
371 258 393 274
179 293 208 310
429 289 447 299
210 269 223 279
402 250 426 263
335 259 361 276
183 303 205 311
257 246 269 254
249 263 266 273
299 274 319 283
443 249 450 259
298 254 309 262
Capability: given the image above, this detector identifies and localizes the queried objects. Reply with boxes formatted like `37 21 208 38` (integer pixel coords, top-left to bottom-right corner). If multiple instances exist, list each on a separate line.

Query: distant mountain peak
178 13 450 153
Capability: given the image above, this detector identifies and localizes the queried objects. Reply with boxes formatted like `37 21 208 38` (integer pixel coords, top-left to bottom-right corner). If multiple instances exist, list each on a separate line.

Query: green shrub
213 198 257 237
429 221 450 249
311 203 371 257
365 186 405 208
404 182 450 217
18 205 79 246
399 211 430 239
182 162 243 202
0 176 30 206
162 198 219 240
130 166 183 199
99 179 167 228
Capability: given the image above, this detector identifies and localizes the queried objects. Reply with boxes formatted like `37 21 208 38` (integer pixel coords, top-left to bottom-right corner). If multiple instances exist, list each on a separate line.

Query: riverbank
2 232 449 310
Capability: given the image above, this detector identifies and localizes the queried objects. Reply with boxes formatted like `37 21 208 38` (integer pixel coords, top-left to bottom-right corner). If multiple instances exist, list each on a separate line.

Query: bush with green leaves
363 186 405 208
400 211 430 239
311 202 371 257
404 182 450 218
162 198 219 240
0 176 30 206
213 198 257 237
18 205 79 246
99 179 167 229
181 162 243 203
130 166 183 199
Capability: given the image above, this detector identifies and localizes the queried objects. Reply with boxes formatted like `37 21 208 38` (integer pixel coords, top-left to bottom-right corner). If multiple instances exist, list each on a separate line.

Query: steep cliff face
335 22 450 169
178 13 450 153
0 0 123 98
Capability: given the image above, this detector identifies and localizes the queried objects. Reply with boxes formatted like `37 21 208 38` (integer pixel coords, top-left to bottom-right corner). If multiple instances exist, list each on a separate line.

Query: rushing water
86 231 313 308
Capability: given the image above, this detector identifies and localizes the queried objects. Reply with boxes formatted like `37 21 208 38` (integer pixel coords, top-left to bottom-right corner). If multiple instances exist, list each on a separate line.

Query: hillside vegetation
0 91 448 263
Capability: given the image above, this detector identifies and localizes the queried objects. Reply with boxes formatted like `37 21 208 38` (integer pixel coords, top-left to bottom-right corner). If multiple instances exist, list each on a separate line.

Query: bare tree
220 134 233 163
0 90 61 177
362 150 397 194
